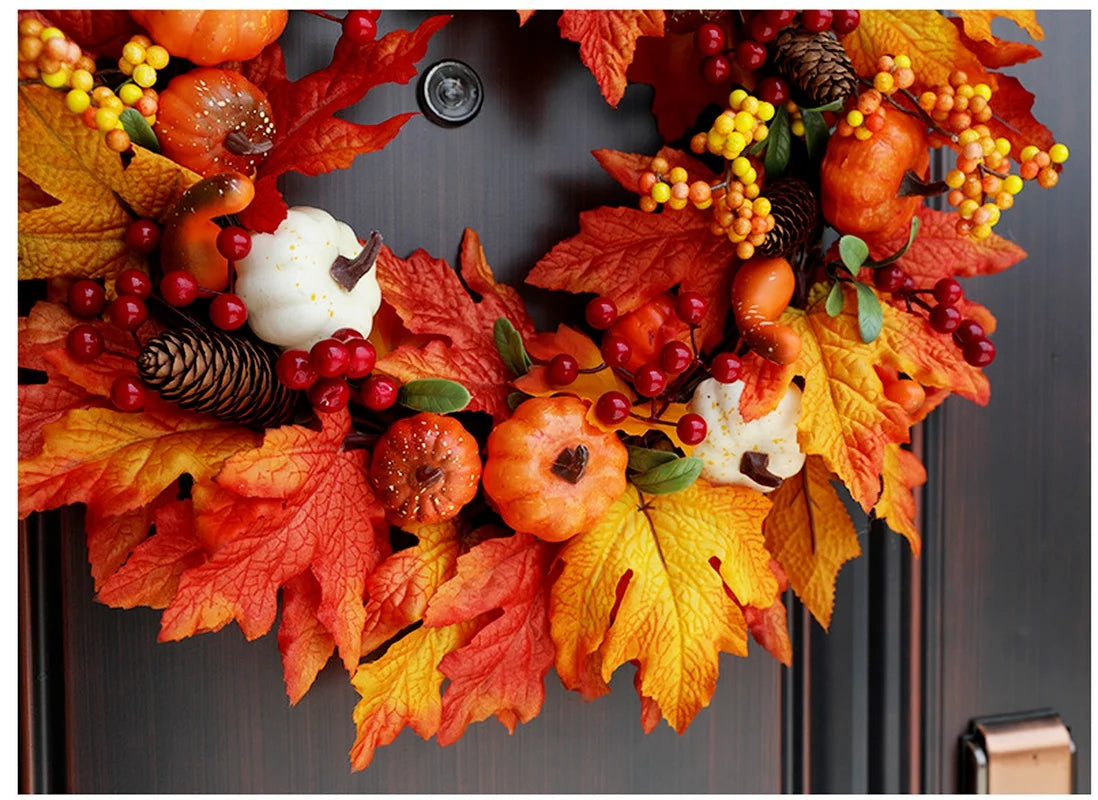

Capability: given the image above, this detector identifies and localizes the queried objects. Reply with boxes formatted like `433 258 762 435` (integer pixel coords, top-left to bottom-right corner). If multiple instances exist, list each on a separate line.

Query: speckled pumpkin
368 413 482 525
482 396 627 542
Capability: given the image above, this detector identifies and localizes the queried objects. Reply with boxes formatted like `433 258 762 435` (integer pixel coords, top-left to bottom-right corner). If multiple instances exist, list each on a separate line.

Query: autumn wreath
17 9 1068 770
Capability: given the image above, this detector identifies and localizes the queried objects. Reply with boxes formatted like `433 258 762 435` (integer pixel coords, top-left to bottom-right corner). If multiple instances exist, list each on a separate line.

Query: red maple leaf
278 571 337 705
239 15 450 231
593 145 718 195
984 74 1056 154
375 228 535 421
84 483 180 591
423 532 556 744
558 10 665 107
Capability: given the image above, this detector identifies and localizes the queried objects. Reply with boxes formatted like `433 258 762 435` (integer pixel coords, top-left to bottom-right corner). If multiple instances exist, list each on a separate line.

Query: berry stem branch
867 79 957 143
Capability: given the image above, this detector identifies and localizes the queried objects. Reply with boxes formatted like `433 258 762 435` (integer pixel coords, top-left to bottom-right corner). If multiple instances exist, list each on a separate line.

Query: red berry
110 375 145 412
360 373 399 411
547 353 580 386
209 293 248 331
709 352 742 383
309 377 351 413
963 335 996 367
952 318 985 348
342 10 377 44
601 335 632 369
332 327 363 342
757 75 790 106
160 270 199 306
765 9 798 27
124 218 160 255
633 363 667 397
276 349 317 390
585 296 619 330
901 274 916 292
215 226 252 261
748 13 779 43
694 22 725 56
801 9 834 32
928 303 962 333
874 264 907 293
676 413 708 446
310 338 351 378
736 39 768 71
831 9 861 35
65 324 105 362
595 391 631 425
68 279 105 317
659 340 693 374
932 277 964 306
115 269 152 299
344 338 377 379
108 295 148 330
701 54 732 85
675 291 708 326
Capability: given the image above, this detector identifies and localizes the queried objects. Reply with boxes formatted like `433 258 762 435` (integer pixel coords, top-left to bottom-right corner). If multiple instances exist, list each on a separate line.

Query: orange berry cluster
916 69 995 136
18 17 93 84
836 87 887 140
638 158 714 213
871 54 916 96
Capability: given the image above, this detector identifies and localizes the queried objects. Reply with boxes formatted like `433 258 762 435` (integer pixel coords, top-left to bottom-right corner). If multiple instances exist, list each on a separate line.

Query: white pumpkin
234 206 382 350
687 377 805 493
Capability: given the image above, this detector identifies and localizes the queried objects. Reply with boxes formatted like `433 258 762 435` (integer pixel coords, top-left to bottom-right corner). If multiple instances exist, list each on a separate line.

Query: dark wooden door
19 10 1089 794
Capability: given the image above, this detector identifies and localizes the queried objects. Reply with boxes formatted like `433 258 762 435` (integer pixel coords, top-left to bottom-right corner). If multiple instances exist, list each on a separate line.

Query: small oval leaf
626 445 678 473
493 317 531 377
397 378 471 413
506 391 529 411
802 109 829 160
763 105 791 177
630 456 704 495
853 282 883 343
838 235 869 274
825 280 844 317
119 108 159 153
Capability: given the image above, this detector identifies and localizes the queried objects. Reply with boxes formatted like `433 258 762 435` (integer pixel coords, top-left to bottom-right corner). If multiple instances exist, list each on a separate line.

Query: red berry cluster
692 9 861 89
275 328 399 415
874 267 996 367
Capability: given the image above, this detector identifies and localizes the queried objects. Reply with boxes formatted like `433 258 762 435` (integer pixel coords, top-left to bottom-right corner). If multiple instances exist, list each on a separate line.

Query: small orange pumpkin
129 10 288 66
482 396 627 542
606 293 691 371
819 104 930 242
369 413 482 525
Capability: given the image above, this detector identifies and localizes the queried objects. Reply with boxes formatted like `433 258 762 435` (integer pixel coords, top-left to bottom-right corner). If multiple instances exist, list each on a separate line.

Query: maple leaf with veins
558 10 665 107
239 14 449 232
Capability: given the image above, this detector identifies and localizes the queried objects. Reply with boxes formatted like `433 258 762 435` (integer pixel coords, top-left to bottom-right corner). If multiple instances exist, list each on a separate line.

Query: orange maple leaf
551 481 775 732
517 10 535 26
558 10 665 107
278 571 337 705
763 456 862 629
952 10 1044 43
873 444 927 555
983 74 1056 153
376 228 534 421
84 483 180 591
594 146 718 196
946 16 1041 69
160 410 389 680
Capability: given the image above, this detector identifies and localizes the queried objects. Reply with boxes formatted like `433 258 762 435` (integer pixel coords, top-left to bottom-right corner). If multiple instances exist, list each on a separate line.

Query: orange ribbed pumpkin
129 10 288 66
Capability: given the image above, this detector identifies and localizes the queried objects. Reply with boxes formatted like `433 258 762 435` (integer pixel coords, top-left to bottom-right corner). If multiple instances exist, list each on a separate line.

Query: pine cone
772 27 858 108
758 176 820 258
137 327 297 428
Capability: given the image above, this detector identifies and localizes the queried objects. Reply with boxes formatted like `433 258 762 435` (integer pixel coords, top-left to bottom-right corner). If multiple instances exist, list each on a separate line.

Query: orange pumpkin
819 105 930 242
129 10 288 66
482 396 627 542
606 293 691 371
369 413 482 525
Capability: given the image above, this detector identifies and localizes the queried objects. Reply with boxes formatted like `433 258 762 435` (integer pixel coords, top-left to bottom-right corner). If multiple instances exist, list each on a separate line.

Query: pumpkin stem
739 451 783 489
414 464 444 489
330 231 383 292
551 444 589 485
224 130 274 157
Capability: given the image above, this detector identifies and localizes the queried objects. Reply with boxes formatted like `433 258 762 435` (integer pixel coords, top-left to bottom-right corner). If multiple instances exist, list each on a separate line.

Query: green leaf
506 391 529 411
119 108 159 153
626 445 678 473
853 282 883 343
825 281 844 317
800 98 845 113
802 109 829 160
397 379 471 413
630 456 704 496
763 105 791 177
838 235 869 274
865 215 922 269
493 317 531 377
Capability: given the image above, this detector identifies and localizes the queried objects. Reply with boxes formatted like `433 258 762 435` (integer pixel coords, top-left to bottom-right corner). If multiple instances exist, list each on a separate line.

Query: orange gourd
129 10 288 66
606 293 691 371
731 256 800 365
819 105 930 242
482 396 627 542
368 413 482 525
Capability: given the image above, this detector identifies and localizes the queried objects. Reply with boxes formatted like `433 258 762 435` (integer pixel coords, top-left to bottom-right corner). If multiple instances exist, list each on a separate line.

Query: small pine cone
137 327 297 429
758 177 820 259
772 27 858 108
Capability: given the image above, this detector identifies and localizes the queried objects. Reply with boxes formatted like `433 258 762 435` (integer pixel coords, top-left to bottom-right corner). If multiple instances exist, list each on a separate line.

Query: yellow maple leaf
764 456 861 629
843 10 991 89
874 444 927 555
953 9 1043 43
550 481 774 732
18 84 199 282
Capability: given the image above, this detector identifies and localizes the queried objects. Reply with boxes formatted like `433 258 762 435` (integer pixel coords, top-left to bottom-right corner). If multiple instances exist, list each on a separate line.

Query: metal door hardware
960 709 1075 793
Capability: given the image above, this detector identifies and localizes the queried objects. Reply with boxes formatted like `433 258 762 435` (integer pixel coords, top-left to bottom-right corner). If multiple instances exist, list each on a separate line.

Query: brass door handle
961 710 1075 793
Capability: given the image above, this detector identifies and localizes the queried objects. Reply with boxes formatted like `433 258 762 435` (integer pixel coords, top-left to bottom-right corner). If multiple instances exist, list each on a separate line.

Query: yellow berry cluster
118 35 170 89
17 18 94 85
836 88 887 140
638 158 714 213
871 53 915 95
689 89 775 161
787 101 806 138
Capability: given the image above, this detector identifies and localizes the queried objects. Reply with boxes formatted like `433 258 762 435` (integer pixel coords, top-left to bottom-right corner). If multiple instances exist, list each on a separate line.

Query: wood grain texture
50 11 784 793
